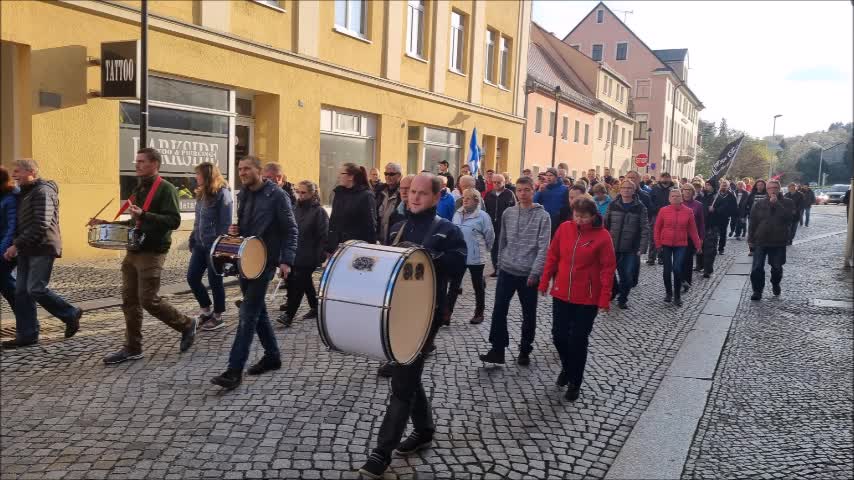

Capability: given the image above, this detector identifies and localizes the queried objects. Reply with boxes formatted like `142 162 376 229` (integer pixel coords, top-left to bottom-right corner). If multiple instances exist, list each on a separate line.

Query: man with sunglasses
376 163 403 243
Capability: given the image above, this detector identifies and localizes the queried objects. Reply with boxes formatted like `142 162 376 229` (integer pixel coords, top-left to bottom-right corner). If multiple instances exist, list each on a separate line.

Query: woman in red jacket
654 189 702 306
539 197 616 402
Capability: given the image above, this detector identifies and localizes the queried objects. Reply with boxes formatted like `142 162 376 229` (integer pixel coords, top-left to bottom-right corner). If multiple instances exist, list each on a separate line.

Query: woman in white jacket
447 188 495 325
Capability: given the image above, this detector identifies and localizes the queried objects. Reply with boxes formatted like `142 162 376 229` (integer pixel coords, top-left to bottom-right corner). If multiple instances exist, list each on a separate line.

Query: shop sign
119 127 229 175
101 41 140 99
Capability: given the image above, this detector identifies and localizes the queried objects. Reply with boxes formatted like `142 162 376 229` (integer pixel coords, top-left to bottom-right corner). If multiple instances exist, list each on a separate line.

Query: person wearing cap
437 160 455 191
533 167 569 238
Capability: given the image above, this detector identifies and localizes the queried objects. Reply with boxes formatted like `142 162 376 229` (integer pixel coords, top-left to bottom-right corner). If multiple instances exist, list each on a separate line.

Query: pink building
564 2 704 178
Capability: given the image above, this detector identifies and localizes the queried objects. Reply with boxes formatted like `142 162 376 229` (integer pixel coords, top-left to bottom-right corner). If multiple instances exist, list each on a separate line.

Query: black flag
709 135 745 184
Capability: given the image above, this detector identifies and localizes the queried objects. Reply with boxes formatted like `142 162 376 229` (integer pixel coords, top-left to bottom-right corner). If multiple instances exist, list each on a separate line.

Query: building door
234 117 254 191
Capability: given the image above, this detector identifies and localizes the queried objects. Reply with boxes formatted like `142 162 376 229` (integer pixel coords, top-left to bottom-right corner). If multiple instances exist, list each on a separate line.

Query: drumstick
266 276 284 303
86 199 113 226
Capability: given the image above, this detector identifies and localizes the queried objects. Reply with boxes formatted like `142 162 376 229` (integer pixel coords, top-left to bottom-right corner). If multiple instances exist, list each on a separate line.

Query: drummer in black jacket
359 174 467 480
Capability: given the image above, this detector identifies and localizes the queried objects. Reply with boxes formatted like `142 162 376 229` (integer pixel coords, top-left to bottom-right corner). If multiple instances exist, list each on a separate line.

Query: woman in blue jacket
447 188 494 325
187 162 233 331
0 166 18 311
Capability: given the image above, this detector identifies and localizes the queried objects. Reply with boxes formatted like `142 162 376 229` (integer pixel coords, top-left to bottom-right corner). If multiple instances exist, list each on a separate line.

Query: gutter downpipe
669 78 682 175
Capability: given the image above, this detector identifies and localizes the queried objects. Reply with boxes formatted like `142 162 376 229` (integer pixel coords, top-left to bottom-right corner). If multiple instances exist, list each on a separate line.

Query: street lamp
551 85 561 168
810 141 846 187
646 127 653 173
768 114 782 179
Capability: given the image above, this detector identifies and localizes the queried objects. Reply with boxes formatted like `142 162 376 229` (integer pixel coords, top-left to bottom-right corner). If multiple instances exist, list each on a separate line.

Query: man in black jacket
748 180 795 300
784 183 805 245
799 184 816 226
730 181 750 240
3 159 82 349
647 172 676 264
359 174 467 480
484 174 516 273
437 160 455 191
709 180 738 256
211 155 298 390
376 162 403 243
262 162 297 208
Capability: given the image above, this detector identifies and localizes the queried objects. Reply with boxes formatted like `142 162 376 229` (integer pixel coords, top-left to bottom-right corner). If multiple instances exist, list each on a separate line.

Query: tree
717 118 729 141
729 139 772 180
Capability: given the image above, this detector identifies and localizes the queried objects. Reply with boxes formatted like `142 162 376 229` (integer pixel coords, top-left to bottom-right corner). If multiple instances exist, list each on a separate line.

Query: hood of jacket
21 178 58 196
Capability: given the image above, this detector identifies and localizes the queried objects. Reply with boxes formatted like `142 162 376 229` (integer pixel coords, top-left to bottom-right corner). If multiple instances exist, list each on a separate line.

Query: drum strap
391 217 442 247
113 176 163 222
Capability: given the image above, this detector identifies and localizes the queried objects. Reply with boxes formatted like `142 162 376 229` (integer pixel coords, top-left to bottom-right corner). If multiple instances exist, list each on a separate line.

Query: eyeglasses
384 172 399 177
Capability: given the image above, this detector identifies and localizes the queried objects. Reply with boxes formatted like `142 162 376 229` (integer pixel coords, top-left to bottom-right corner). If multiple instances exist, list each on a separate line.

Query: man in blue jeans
479 176 550 366
748 180 795 300
211 155 297 390
603 179 650 309
2 159 81 349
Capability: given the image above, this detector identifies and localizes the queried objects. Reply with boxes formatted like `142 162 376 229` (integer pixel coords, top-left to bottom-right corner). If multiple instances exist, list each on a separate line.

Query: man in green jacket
92 148 197 364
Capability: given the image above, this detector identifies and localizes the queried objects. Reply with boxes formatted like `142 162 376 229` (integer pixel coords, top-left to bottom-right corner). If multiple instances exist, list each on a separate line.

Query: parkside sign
101 41 140 99
119 127 229 175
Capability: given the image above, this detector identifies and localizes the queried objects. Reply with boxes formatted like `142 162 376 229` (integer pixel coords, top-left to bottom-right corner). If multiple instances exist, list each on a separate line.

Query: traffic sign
635 153 649 167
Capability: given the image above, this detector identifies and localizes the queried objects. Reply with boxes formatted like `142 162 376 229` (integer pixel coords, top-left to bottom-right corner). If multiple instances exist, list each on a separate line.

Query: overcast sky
532 0 854 138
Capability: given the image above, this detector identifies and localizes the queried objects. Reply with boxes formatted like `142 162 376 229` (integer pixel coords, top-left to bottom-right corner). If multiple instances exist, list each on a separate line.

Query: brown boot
470 312 484 324
441 310 452 326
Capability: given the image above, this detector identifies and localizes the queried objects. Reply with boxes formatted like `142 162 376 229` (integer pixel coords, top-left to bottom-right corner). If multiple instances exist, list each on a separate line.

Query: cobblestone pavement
683 206 854 479
0 207 848 479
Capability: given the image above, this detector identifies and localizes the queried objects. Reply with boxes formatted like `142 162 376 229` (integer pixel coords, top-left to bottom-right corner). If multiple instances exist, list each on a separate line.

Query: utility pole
140 0 149 149
768 114 782 179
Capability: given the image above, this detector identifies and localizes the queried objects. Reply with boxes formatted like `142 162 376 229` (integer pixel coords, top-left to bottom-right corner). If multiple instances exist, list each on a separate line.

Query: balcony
677 146 695 163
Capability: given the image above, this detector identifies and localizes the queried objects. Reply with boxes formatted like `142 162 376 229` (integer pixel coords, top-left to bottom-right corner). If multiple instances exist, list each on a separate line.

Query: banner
709 135 745 183
468 128 481 176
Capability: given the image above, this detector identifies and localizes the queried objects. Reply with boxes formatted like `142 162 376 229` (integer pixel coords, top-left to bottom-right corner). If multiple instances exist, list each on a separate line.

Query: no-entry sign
635 153 649 167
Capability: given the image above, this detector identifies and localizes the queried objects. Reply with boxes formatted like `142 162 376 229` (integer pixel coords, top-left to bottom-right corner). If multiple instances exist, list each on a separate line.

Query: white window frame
635 113 649 140
607 77 613 97
596 9 604 23
561 115 569 141
485 29 496 84
335 0 368 39
584 124 590 145
535 107 543 133
606 121 612 144
406 0 425 59
635 79 651 98
615 42 628 61
449 11 465 74
598 117 604 139
499 35 511 88
573 120 580 143
252 0 286 12
548 111 556 137
620 127 625 147
591 43 604 62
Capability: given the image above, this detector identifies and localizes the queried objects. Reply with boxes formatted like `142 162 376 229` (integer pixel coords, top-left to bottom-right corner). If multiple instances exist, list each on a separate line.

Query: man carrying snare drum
358 173 467 479
210 155 298 390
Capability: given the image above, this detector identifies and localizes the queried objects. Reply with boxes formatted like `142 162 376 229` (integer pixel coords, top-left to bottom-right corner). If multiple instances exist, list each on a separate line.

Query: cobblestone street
1 207 851 479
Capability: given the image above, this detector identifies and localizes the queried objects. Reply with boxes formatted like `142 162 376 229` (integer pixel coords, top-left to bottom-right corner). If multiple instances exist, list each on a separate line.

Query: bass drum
318 240 436 365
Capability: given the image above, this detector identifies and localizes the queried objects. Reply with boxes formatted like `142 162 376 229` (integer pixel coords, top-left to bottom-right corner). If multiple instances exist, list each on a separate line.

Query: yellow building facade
0 0 532 259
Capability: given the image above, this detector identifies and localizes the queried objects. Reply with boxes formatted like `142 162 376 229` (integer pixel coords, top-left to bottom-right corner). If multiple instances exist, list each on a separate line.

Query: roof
653 49 688 63
563 2 704 109
527 44 599 112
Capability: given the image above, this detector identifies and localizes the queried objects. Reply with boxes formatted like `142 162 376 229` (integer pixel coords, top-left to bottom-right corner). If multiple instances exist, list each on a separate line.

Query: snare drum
209 235 267 280
318 240 436 365
88 224 133 250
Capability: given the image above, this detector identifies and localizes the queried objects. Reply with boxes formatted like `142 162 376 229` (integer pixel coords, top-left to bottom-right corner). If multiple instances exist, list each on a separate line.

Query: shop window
408 125 462 176
149 76 229 111
320 106 376 205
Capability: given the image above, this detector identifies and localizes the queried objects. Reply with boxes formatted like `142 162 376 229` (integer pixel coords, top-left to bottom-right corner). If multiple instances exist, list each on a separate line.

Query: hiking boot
103 348 143 365
180 317 198 353
377 362 395 377
65 308 83 339
470 313 484 324
358 452 390 480
564 383 581 402
664 293 672 303
718 250 725 255
394 431 433 456
682 281 691 293
772 284 781 296
441 311 451 327
703 273 711 279
211 368 242 390
301 308 318 320
202 314 225 331
517 351 531 366
276 313 293 328
556 371 569 387
2 337 38 349
479 348 505 364
674 297 683 307
247 356 281 375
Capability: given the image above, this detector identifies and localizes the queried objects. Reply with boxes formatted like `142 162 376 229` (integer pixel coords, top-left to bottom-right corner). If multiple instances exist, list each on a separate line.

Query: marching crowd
0 151 835 479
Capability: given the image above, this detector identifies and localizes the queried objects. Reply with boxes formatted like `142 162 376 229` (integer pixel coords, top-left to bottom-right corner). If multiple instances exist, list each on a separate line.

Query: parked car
825 184 851 204
814 190 829 205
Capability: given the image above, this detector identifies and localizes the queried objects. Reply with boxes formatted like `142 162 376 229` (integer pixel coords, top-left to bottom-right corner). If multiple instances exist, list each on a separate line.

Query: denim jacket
190 187 233 249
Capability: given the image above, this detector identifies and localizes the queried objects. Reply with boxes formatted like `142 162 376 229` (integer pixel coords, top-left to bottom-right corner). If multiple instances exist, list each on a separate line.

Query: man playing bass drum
358 173 467 479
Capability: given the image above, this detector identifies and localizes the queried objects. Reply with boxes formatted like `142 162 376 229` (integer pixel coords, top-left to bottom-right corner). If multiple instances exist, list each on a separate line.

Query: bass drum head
387 249 436 364
239 237 267 280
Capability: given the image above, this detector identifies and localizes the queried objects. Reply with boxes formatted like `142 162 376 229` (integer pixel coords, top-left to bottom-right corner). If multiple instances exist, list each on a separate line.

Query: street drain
812 298 854 309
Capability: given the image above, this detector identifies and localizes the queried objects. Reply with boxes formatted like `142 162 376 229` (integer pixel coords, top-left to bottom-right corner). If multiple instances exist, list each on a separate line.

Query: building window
584 124 590 145
620 127 625 147
612 124 618 144
535 107 543 133
335 0 367 38
449 11 465 73
548 111 556 137
616 42 628 61
561 116 569 140
573 120 580 143
598 118 604 139
635 79 650 98
321 107 376 204
602 74 608 94
485 29 496 83
606 122 612 143
253 0 283 10
636 114 649 139
592 44 603 61
596 9 604 23
499 35 511 88
407 125 462 180
406 0 425 58
607 77 613 97
665 116 670 143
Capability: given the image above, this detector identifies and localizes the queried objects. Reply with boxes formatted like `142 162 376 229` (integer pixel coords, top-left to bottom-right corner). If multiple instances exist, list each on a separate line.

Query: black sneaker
617 301 628 310
377 362 394 377
703 273 711 279
180 317 198 353
247 356 281 375
301 308 318 320
728 231 734 237
664 294 672 303
469 314 484 324
772 284 781 296
358 452 390 480
65 308 82 338
718 250 725 255
2 337 38 349
517 352 531 366
211 368 242 390
422 343 436 355
394 431 433 456
556 371 568 387
235 299 243 308
276 313 293 328
565 383 581 402
674 297 683 307
479 348 505 364
751 292 762 301
103 348 143 365
682 282 690 293
202 314 225 331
